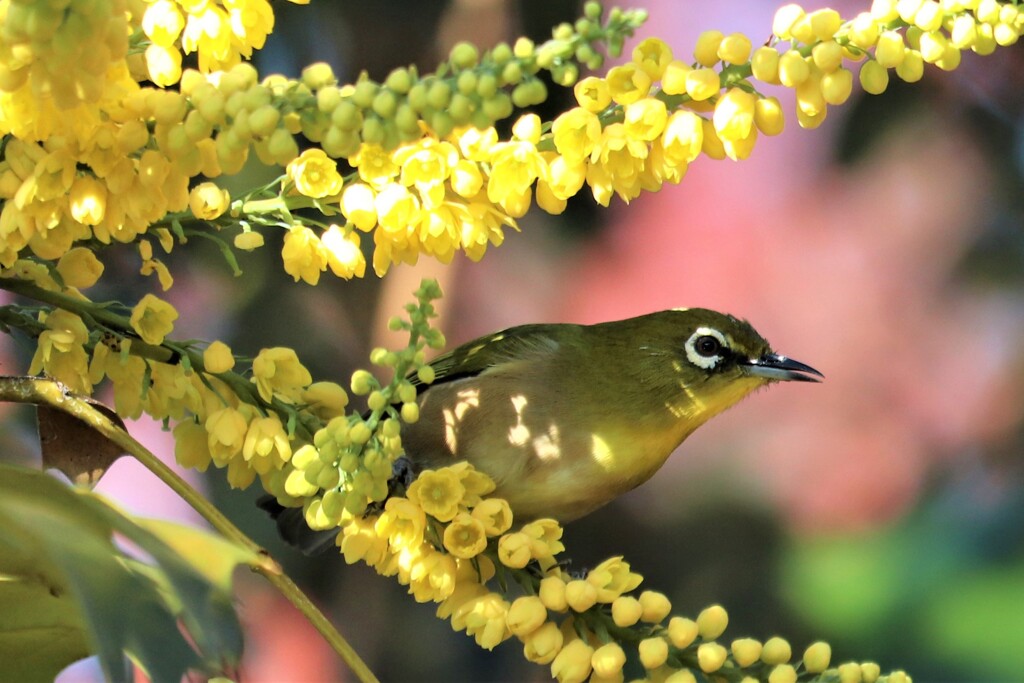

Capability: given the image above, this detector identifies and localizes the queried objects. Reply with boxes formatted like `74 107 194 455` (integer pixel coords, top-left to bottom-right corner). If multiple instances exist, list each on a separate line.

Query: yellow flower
686 67 721 101
639 637 670 670
69 175 107 226
226 456 257 489
632 37 673 79
189 182 231 220
252 346 313 403
234 231 265 250
28 309 91 393
639 590 672 623
144 361 194 420
397 140 454 208
521 518 565 560
374 182 421 234
56 247 103 289
623 98 668 142
205 406 249 465
761 636 792 664
611 596 643 627
281 224 328 285
591 642 627 679
587 123 648 205
497 531 532 568
226 0 275 55
564 579 598 612
181 5 232 71
803 641 832 673
697 603 729 638
453 126 498 162
449 159 483 198
550 638 594 683
286 148 343 198
542 154 586 202
606 63 652 104
351 143 398 187
587 556 643 602
731 638 763 667
407 468 465 522
340 183 378 231
667 617 699 648
512 114 542 144
718 32 752 65
538 575 568 612
450 463 495 496
375 497 427 550
573 76 610 113
301 381 349 419
443 512 488 559
454 592 510 650
713 87 757 142
203 340 235 373
130 294 178 345
471 498 513 536
146 43 184 87
523 621 563 664
139 256 174 292
142 0 186 46
408 548 458 602
340 516 390 566
173 419 212 472
661 110 704 166
486 140 542 216
551 107 601 164
506 596 547 637
242 415 292 473
321 224 366 279
754 97 786 136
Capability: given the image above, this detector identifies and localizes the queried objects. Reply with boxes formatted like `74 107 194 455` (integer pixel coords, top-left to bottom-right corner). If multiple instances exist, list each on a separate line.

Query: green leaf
0 464 252 682
0 574 91 683
135 518 256 593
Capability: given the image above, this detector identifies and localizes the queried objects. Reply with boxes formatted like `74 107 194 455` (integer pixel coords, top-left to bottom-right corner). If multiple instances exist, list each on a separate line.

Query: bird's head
628 308 822 425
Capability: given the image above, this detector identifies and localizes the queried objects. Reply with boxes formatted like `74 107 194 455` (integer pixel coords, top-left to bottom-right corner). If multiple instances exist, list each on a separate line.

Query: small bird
264 308 821 551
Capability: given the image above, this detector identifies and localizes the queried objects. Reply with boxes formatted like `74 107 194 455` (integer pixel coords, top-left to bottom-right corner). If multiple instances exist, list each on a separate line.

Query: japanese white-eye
265 308 821 551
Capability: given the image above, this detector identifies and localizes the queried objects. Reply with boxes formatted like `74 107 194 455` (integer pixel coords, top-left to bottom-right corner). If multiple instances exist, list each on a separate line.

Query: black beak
741 353 823 383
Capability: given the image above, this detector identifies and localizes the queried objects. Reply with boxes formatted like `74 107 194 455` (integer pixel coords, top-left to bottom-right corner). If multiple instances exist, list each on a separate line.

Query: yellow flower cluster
327 457 913 682
336 464 523 649
753 0 1022 128
271 1 1022 278
141 0 284 81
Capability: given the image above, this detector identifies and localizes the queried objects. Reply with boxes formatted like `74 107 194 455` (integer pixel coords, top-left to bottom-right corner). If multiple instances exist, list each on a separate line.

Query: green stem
0 375 379 683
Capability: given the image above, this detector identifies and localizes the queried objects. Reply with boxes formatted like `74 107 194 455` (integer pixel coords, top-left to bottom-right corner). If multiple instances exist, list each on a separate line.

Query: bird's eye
694 335 721 357
684 327 729 370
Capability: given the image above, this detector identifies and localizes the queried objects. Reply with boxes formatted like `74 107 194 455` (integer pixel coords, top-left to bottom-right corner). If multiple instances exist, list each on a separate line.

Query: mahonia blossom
1 1 1018 679
3 0 1020 286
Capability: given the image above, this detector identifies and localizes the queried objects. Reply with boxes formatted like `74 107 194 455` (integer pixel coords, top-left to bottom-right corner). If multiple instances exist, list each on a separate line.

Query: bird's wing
409 323 570 393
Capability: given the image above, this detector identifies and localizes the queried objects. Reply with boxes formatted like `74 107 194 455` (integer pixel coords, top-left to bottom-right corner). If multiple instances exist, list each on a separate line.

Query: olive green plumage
403 308 820 521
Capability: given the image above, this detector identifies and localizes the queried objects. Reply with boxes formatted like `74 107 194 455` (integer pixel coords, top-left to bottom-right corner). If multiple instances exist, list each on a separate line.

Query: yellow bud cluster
0 0 128 110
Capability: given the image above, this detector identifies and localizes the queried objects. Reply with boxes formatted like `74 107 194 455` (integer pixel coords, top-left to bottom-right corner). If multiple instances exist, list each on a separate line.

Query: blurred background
1 0 1021 680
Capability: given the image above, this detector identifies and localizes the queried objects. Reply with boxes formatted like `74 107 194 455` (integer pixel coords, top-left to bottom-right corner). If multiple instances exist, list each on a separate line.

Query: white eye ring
685 327 728 370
